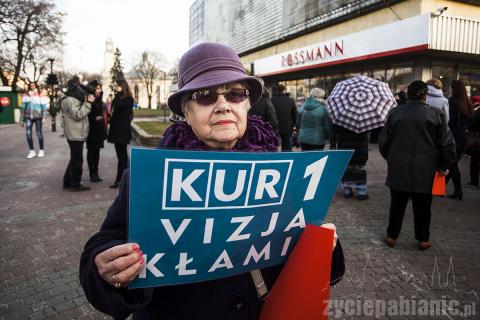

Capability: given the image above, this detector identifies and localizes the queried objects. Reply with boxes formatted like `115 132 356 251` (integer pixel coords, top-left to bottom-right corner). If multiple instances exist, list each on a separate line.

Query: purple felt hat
167 42 262 116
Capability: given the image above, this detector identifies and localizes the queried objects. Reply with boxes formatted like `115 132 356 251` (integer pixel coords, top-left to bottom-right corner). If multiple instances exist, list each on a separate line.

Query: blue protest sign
128 148 352 288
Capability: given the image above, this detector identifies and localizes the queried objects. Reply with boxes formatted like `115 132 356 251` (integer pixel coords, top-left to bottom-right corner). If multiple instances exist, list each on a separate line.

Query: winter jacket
108 93 134 145
79 169 345 320
87 96 107 147
271 93 297 135
61 96 91 141
20 91 47 121
332 125 369 166
379 100 456 193
468 107 480 132
297 97 331 146
249 96 279 133
448 98 471 155
426 85 449 123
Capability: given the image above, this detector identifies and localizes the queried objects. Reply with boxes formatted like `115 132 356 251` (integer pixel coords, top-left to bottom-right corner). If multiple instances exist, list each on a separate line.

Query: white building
101 39 173 109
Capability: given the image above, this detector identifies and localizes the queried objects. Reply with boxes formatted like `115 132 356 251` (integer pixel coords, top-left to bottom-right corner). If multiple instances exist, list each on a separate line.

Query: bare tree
0 0 63 91
168 59 179 85
133 51 167 109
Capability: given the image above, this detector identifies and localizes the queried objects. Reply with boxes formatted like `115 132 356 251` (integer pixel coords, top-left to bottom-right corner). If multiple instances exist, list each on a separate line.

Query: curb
131 120 163 147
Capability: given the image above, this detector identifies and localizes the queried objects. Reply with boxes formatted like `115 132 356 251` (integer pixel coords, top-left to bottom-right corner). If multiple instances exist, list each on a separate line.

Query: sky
55 0 195 73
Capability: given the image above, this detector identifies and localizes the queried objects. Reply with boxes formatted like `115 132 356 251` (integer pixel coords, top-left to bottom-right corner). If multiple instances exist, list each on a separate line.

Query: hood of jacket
427 85 445 98
302 97 324 111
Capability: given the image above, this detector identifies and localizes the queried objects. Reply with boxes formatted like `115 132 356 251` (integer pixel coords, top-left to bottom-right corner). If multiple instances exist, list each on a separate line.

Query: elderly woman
297 87 331 150
80 42 344 320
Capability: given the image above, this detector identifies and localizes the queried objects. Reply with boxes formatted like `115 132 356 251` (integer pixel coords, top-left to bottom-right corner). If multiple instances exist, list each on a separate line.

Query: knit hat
407 80 429 99
167 42 262 116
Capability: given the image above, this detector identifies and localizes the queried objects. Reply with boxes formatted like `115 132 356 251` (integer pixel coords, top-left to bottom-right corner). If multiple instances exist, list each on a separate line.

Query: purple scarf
159 115 279 152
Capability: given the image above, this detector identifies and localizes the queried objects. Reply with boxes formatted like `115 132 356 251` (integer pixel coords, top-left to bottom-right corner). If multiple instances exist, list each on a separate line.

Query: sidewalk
0 120 478 319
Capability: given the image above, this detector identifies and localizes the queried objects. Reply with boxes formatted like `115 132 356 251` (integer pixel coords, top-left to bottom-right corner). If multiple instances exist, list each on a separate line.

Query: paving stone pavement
1 120 479 319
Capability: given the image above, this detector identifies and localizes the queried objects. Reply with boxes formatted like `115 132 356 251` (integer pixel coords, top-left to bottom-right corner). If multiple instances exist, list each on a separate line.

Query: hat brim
167 70 262 117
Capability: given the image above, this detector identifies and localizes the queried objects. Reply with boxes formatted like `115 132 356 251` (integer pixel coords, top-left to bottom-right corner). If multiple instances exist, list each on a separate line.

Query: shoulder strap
250 269 268 300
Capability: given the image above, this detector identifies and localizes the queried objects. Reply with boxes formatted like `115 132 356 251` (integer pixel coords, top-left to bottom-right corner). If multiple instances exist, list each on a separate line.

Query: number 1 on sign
303 156 328 201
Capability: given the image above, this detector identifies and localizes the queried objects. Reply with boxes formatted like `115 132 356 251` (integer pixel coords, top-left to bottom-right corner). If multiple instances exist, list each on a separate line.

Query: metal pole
163 72 166 123
48 58 56 132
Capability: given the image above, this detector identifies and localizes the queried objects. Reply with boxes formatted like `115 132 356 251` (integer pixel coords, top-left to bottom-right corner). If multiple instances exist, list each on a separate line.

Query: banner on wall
128 148 352 288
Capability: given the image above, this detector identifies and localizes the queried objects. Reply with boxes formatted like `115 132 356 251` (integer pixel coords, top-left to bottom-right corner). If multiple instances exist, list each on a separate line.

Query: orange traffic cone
432 172 446 196
260 224 334 320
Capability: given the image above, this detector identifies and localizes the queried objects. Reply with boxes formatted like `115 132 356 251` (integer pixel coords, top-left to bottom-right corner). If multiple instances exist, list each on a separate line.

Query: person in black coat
446 80 475 200
271 84 297 151
379 80 456 250
86 80 107 182
467 106 480 187
108 79 134 188
248 79 279 133
331 125 370 200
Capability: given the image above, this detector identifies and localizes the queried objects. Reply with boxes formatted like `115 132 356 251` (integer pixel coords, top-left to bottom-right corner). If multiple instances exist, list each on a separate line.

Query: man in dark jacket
271 84 297 151
249 79 279 133
86 80 107 183
379 80 456 250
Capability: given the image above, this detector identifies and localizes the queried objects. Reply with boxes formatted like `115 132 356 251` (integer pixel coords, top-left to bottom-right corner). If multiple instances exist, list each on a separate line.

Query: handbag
465 130 480 153
432 172 446 196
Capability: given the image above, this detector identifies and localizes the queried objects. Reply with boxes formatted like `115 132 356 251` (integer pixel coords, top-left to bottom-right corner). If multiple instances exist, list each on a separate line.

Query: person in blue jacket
297 87 331 150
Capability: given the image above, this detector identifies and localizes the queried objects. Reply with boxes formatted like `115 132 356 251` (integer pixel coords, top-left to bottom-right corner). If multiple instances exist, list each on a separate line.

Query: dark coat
80 169 345 320
249 96 279 133
87 97 107 148
379 100 456 193
108 93 134 145
332 125 369 166
448 98 470 156
468 107 480 132
271 93 297 135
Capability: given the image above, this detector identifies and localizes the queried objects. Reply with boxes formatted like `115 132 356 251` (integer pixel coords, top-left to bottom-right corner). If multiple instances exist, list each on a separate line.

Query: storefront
252 14 480 102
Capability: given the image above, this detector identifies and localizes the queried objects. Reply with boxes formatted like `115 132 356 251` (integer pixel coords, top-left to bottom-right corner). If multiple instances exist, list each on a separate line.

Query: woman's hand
94 243 144 289
321 223 338 250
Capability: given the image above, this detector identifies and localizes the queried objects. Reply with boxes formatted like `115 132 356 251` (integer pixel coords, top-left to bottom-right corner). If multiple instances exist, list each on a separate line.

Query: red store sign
281 41 344 67
0 97 11 107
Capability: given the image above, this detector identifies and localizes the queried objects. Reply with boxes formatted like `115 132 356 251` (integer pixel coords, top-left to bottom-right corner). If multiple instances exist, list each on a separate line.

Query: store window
373 69 386 82
386 65 413 94
458 68 480 96
311 76 325 91
285 80 297 100
431 65 456 97
325 73 342 96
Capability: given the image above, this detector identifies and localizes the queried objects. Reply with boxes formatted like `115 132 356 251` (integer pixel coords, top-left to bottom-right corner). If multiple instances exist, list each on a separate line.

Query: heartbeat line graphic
341 253 477 299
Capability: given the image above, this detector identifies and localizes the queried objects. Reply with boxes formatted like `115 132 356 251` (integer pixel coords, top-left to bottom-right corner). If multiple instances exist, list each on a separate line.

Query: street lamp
47 58 57 132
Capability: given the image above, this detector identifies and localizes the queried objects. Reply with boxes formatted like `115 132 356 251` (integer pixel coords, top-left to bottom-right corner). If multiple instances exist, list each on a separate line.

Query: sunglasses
191 88 249 106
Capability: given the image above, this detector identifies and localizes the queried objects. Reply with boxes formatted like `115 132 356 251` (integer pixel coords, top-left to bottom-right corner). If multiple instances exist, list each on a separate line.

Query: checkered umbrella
326 75 396 133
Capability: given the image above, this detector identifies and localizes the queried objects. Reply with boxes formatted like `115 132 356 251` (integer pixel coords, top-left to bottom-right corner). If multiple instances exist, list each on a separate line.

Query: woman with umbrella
327 76 396 200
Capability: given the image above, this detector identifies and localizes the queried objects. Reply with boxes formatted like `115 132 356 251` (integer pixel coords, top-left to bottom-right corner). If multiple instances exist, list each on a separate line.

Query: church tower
102 37 115 97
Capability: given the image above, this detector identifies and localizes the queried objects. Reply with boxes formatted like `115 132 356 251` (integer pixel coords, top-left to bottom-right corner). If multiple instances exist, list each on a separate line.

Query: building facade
101 39 172 109
190 0 480 101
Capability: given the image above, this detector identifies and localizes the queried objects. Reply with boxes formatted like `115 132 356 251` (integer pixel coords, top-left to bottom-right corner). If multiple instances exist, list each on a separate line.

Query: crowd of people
73 42 480 319
15 40 479 319
20 76 134 191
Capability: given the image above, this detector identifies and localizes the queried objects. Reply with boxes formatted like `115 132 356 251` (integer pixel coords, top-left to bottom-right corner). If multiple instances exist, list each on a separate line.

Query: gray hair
309 87 326 99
